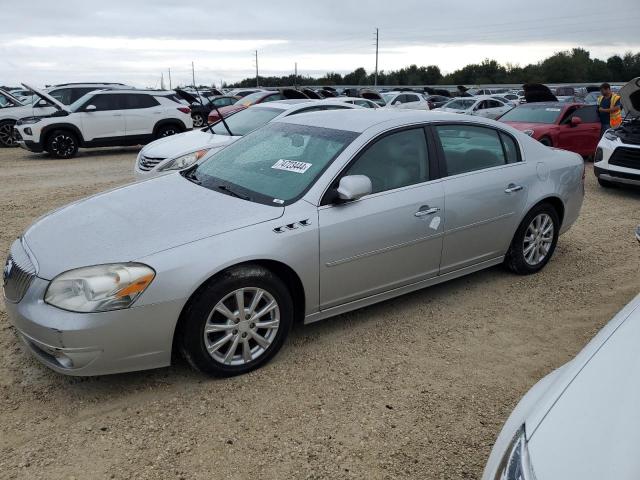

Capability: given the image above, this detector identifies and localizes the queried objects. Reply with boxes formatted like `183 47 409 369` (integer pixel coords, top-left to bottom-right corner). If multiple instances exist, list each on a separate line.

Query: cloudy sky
1 0 639 88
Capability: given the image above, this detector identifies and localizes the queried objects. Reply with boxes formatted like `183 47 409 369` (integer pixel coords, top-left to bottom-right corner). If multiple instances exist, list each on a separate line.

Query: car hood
141 129 239 159
22 83 67 111
526 294 640 479
619 77 640 117
24 173 284 279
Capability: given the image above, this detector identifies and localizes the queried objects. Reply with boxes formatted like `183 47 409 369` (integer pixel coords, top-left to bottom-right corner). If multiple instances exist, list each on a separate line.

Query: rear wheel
155 124 181 139
539 136 552 147
505 203 559 275
46 130 78 159
179 265 293 377
192 113 205 128
0 121 17 147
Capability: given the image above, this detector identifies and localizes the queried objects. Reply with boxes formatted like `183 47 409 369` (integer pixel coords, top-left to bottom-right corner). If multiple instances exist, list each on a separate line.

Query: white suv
594 77 640 188
0 83 129 147
14 87 193 158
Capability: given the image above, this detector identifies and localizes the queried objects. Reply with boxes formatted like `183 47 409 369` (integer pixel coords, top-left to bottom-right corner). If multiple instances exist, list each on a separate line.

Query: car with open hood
175 89 239 127
594 77 640 188
135 99 362 177
483 292 640 480
435 95 513 119
207 88 309 124
4 109 584 378
499 102 601 156
14 86 192 158
0 83 130 147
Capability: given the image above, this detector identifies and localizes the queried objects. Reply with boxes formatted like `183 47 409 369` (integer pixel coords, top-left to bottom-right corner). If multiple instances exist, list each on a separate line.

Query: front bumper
4 276 184 376
594 165 640 186
18 139 45 153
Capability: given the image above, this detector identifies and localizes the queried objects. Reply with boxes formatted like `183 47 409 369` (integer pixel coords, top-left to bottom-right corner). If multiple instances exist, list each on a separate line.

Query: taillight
178 107 191 114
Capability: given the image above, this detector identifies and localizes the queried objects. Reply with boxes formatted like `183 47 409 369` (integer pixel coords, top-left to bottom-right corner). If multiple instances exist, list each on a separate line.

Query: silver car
3 110 584 377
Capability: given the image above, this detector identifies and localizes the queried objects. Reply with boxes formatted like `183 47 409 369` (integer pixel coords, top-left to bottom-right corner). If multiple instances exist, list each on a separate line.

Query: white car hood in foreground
526 294 640 479
435 107 468 114
24 173 283 279
141 129 240 159
619 77 640 117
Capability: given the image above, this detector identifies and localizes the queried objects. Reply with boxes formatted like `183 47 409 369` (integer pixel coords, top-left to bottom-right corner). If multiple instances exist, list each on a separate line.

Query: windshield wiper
216 183 249 200
208 105 234 136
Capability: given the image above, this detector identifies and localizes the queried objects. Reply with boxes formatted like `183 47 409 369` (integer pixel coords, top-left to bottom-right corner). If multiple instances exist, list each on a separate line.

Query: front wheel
155 124 180 139
504 203 559 275
0 121 17 147
46 130 78 158
179 265 293 377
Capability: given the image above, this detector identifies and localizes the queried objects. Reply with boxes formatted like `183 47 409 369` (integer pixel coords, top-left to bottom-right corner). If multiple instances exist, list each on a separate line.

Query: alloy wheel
50 134 76 157
523 213 554 266
203 287 280 366
192 115 204 128
0 123 16 147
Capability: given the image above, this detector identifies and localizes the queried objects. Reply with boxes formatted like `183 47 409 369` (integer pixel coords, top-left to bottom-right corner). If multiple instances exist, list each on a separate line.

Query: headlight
523 129 534 137
494 426 536 480
19 117 42 125
604 129 618 141
158 149 210 172
45 263 155 313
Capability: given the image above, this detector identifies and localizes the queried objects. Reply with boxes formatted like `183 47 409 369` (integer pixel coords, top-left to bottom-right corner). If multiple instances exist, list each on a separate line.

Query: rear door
77 93 126 140
122 93 162 137
434 124 531 273
318 127 444 309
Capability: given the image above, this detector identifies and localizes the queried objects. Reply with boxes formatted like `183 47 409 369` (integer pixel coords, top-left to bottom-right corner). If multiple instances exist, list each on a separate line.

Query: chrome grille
138 155 165 172
3 239 37 303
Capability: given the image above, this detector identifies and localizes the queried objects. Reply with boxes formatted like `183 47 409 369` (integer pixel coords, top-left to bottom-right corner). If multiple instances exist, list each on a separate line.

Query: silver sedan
3 110 585 377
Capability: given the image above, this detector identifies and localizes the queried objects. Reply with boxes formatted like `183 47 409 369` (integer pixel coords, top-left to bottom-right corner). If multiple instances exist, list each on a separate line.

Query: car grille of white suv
138 155 166 172
3 239 37 303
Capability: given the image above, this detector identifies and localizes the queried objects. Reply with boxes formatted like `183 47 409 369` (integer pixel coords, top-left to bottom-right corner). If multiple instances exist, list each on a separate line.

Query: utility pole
374 28 379 87
191 61 196 87
168 68 172 89
294 62 298 87
255 50 259 88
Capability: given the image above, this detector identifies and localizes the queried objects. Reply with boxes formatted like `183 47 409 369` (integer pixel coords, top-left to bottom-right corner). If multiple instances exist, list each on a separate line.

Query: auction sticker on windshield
272 159 312 174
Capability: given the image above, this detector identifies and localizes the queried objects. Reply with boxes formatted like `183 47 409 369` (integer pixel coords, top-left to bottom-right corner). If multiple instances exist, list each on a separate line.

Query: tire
539 136 552 147
178 264 293 377
598 177 616 188
0 120 17 147
192 114 205 128
504 203 560 275
46 130 79 159
155 124 181 139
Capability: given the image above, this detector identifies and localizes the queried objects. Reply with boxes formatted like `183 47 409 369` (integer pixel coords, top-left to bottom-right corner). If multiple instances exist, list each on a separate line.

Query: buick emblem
3 258 13 286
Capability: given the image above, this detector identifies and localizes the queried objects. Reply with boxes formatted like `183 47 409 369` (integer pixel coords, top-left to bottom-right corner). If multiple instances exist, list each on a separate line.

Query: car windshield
381 93 395 103
499 105 562 123
191 123 358 205
443 99 475 110
208 107 284 136
68 93 95 112
235 92 268 106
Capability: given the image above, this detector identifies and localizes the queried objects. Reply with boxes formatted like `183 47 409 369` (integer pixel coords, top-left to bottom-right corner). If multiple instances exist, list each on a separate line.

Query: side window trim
319 124 433 206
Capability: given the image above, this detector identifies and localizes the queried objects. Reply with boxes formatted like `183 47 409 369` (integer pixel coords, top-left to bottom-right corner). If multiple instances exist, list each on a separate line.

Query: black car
175 89 239 127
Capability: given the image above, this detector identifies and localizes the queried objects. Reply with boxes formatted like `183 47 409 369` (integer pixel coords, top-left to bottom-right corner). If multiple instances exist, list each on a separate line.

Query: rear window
499 106 562 124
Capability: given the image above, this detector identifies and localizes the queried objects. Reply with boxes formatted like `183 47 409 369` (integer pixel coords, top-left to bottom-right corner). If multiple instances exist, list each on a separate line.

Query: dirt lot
0 146 639 480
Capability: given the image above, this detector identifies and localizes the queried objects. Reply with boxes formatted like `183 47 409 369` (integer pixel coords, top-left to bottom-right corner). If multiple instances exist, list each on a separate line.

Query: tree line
229 48 640 88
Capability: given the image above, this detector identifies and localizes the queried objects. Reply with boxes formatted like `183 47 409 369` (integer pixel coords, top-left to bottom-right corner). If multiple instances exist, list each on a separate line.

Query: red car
499 102 601 157
207 88 308 124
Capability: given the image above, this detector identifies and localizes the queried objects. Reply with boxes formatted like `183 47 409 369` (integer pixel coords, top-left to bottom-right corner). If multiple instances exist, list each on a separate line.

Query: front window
443 99 475 110
208 107 284 136
499 105 562 124
190 123 358 205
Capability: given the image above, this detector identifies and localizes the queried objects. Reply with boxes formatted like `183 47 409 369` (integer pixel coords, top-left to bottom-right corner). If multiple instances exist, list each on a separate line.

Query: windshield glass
208 107 283 136
192 123 358 205
381 93 395 103
443 99 475 110
68 93 95 112
500 105 562 123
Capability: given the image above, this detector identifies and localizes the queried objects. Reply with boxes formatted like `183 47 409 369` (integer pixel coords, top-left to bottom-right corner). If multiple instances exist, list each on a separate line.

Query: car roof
252 99 316 109
274 108 497 133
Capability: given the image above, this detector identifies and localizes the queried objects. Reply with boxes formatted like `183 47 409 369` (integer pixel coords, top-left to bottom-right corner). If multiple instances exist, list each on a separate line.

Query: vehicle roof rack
52 82 127 87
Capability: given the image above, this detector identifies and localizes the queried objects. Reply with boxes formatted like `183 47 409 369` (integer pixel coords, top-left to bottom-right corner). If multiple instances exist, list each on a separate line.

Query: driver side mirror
336 175 372 202
570 116 582 127
85 105 97 112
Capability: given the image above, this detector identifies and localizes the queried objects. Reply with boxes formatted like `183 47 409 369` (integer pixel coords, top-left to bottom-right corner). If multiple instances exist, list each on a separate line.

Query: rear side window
123 94 160 109
499 132 521 164
435 125 510 176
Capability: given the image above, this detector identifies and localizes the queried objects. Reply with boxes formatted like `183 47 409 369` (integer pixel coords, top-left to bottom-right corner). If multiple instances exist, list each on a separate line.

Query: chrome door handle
505 184 523 194
415 206 440 217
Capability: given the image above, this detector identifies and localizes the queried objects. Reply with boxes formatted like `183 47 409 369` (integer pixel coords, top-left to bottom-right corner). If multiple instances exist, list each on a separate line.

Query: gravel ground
0 146 639 480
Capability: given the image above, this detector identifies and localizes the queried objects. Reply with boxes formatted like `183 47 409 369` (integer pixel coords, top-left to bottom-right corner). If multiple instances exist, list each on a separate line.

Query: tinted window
568 105 599 124
404 94 420 102
123 94 159 109
346 128 429 194
85 94 122 111
435 125 507 176
70 88 99 103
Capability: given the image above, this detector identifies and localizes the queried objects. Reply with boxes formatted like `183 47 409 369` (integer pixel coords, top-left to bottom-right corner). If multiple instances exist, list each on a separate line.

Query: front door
319 127 444 309
433 124 530 273
78 93 126 141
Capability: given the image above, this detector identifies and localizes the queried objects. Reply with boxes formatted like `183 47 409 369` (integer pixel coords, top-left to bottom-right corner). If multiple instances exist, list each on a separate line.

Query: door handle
505 184 523 194
112 114 123 117
415 206 440 217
